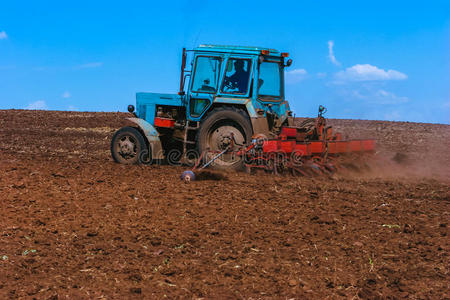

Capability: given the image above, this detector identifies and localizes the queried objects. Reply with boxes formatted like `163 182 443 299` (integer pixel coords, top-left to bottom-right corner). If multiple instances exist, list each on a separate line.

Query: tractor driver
224 59 249 94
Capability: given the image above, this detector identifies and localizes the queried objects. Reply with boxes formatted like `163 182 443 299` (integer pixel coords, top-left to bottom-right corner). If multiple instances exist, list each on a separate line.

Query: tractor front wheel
111 126 149 164
197 107 252 170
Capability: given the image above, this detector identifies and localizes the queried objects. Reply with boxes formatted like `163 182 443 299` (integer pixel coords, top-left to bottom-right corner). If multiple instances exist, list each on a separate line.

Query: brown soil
1 110 449 299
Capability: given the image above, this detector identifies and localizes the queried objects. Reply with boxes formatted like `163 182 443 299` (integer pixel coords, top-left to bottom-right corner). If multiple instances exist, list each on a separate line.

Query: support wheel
111 127 149 164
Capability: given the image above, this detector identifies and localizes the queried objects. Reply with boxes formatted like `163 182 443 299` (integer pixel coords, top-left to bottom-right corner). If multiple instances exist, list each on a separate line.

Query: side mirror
128 105 135 113
285 59 293 67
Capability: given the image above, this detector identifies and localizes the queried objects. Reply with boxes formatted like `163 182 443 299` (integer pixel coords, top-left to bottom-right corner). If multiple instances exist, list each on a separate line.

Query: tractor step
182 121 201 155
185 121 200 130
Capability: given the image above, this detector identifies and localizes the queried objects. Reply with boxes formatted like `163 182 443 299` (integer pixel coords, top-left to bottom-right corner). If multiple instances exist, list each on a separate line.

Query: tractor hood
135 92 183 125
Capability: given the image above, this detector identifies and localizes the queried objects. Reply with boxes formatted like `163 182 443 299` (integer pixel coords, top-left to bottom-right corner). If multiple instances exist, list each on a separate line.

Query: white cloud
374 89 409 104
67 105 78 111
62 91 71 98
285 68 307 84
335 64 407 82
75 62 103 69
0 31 7 40
328 40 341 66
316 72 327 78
346 87 408 105
25 100 48 110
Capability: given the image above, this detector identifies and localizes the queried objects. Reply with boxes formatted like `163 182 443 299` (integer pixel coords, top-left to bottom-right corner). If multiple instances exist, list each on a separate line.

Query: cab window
191 56 221 93
258 61 282 100
221 58 252 95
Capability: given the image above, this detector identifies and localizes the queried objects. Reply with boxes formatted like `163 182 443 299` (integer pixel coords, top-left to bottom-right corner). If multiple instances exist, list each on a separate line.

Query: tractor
111 45 295 169
111 45 374 173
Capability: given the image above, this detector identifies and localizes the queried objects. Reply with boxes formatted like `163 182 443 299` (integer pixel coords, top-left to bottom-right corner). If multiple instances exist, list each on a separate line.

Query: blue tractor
111 45 294 169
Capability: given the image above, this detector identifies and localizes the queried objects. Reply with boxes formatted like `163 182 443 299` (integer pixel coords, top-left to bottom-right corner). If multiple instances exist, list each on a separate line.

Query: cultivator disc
241 148 375 177
185 139 375 178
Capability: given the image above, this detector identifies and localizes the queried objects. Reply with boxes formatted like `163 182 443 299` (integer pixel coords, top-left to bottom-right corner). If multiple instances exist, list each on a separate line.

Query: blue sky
0 0 449 124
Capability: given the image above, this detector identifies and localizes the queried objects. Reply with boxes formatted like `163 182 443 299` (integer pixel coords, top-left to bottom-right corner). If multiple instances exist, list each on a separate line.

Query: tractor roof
194 44 281 56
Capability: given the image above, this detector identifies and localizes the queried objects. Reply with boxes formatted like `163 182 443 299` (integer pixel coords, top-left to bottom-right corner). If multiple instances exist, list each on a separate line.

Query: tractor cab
180 45 292 124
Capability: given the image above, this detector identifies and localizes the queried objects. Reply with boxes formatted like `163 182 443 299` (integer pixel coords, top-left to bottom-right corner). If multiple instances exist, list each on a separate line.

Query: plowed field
1 110 449 299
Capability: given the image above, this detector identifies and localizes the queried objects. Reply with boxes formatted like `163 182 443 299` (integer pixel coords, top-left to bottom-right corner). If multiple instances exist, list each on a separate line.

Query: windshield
191 56 221 93
221 58 252 95
257 61 283 100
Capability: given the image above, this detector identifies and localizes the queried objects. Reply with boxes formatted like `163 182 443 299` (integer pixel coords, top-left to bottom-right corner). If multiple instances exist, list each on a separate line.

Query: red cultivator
238 106 375 176
181 106 375 181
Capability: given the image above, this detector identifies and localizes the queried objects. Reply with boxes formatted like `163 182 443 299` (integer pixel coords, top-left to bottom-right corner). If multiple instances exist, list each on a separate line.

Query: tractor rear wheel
197 107 252 170
111 126 149 164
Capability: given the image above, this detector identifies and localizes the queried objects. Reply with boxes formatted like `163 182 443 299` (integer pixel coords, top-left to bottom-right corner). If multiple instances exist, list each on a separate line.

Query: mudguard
126 117 164 160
